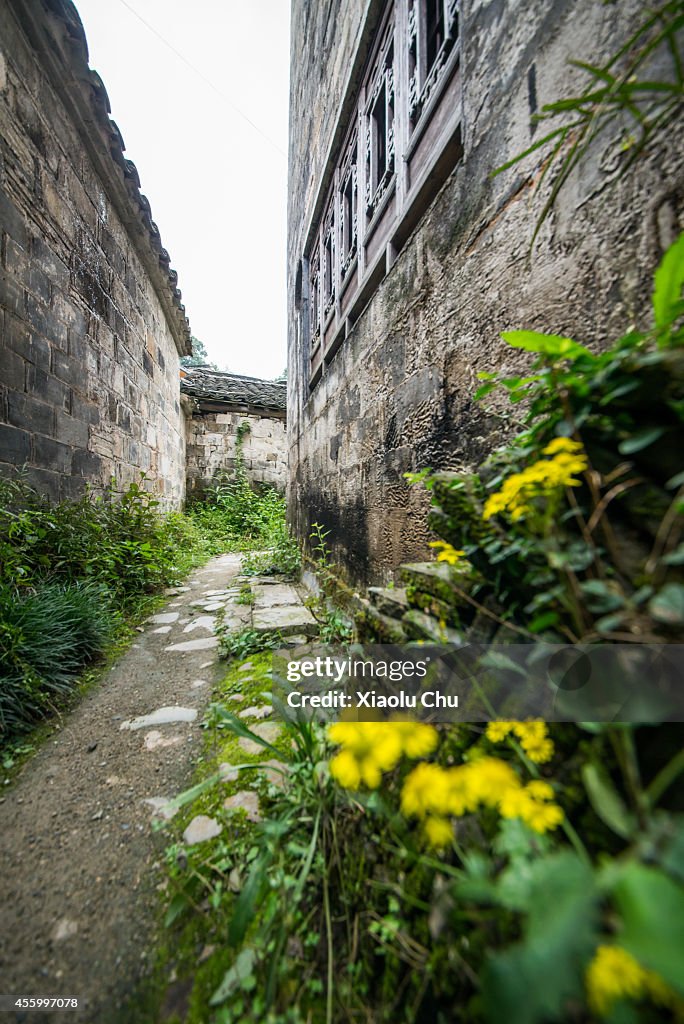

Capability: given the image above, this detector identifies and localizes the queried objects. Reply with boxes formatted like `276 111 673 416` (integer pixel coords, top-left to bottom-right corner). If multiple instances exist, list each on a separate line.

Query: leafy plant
0 581 118 734
218 626 283 662
493 0 684 245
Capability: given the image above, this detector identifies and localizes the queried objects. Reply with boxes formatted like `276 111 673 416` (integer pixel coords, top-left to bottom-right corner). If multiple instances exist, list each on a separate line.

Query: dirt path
0 553 250 1024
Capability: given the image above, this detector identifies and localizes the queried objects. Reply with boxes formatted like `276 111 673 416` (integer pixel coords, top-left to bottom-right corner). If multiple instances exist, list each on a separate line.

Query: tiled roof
180 368 287 413
11 0 192 355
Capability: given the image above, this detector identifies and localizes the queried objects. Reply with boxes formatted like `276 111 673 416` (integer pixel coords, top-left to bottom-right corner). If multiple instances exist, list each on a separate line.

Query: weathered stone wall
185 408 288 497
287 0 684 585
0 0 190 505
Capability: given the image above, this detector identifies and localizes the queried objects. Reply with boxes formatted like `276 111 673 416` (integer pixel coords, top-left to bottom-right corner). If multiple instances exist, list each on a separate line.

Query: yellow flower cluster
400 756 563 848
428 540 466 565
328 721 438 790
486 720 555 764
586 945 684 1018
483 438 588 521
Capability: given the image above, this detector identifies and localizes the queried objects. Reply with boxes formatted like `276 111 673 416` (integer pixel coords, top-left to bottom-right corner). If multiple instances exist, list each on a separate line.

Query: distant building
287 0 684 583
181 368 287 496
0 0 191 503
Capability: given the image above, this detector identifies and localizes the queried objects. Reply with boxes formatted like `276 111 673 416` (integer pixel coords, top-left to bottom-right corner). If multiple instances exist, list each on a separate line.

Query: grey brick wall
0 1 189 505
287 0 684 584
185 408 288 497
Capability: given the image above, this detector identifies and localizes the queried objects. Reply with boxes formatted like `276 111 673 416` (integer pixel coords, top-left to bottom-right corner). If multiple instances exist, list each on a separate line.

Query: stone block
0 191 29 249
0 346 27 391
55 409 89 447
26 366 70 410
28 264 51 305
252 604 318 637
33 433 72 474
52 350 82 387
0 266 25 316
0 423 30 463
31 236 69 290
8 391 54 435
6 319 51 370
26 293 67 348
23 464 61 501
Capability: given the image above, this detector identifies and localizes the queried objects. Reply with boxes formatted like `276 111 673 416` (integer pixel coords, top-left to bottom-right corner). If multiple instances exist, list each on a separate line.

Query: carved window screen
364 23 395 220
322 200 336 320
309 248 321 351
408 0 458 132
339 130 358 282
304 0 462 387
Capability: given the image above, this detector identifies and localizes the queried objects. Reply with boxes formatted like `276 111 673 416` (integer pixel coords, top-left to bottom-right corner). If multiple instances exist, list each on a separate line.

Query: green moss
145 649 296 1022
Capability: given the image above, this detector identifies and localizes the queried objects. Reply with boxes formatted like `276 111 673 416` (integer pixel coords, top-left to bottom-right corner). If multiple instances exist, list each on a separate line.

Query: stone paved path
0 553 263 1024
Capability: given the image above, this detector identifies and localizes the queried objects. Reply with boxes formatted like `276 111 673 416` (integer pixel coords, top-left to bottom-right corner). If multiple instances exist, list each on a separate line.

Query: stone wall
0 0 190 505
287 0 684 585
185 407 288 497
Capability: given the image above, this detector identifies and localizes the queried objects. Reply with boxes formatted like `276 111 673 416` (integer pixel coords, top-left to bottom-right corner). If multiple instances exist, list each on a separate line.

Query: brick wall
185 406 288 497
0 0 190 505
287 0 684 584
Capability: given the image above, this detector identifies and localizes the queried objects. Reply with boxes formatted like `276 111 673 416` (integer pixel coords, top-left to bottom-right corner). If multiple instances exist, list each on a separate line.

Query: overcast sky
74 0 291 379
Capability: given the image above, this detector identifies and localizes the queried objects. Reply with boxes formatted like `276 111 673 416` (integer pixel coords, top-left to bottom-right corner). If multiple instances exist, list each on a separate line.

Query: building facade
287 0 684 584
182 368 288 497
0 0 191 504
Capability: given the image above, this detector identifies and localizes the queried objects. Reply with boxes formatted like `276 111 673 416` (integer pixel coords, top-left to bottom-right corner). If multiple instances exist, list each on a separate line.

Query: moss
147 650 293 1022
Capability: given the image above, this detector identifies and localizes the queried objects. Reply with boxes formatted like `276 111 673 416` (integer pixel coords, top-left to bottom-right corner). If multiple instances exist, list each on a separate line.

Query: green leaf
665 471 684 490
482 852 598 1024
579 580 625 614
501 331 593 360
164 893 188 928
661 543 684 566
581 761 635 839
612 863 684 994
649 583 684 626
211 948 257 1005
653 232 684 331
528 611 560 634
618 427 665 454
227 857 269 948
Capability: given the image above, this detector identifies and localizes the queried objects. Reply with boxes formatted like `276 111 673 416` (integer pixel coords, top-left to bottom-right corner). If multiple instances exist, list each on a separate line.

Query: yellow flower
327 723 403 790
429 540 466 565
482 446 588 521
526 779 555 801
487 720 555 764
401 762 452 817
464 756 519 807
423 815 453 849
542 437 584 456
586 945 684 1017
400 750 564 838
485 721 515 743
522 798 564 833
586 946 650 1017
390 720 439 759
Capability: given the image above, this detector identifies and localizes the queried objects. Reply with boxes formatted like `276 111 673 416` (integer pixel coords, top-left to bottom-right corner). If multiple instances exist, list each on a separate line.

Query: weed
218 627 283 662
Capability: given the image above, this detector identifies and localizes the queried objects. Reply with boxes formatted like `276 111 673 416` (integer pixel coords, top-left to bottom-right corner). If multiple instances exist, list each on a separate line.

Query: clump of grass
0 581 118 734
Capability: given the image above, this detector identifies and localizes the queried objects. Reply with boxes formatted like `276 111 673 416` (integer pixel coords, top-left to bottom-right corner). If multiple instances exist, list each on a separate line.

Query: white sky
74 0 291 379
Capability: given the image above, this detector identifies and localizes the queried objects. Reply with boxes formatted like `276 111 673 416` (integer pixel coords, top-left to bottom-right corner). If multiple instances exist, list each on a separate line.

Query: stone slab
252 605 318 637
252 584 302 609
164 637 219 653
120 707 197 731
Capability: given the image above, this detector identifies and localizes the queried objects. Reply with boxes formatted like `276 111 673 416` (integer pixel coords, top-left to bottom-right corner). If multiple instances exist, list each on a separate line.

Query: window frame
303 0 463 389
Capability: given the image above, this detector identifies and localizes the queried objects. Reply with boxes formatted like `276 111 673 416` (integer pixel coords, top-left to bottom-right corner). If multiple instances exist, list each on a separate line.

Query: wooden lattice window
322 200 336 320
364 20 395 220
408 0 458 132
339 129 358 282
309 248 321 350
303 0 463 386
